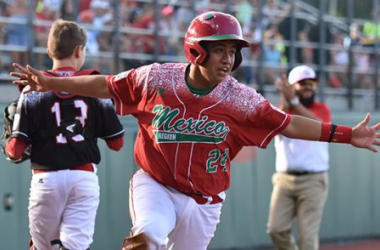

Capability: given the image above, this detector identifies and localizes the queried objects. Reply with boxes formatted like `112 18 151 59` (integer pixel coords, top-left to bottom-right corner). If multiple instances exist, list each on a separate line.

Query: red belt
33 163 94 174
189 193 223 205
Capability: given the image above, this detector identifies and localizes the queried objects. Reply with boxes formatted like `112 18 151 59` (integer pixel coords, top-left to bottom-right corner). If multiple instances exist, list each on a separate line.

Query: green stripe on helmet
190 34 243 42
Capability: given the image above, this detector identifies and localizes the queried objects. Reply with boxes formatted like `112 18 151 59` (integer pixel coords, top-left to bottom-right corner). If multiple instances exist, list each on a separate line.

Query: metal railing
1 0 380 110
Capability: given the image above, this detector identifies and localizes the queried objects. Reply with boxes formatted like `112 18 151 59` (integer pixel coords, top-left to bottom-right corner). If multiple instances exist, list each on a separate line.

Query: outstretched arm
282 113 380 152
11 63 111 98
281 115 322 140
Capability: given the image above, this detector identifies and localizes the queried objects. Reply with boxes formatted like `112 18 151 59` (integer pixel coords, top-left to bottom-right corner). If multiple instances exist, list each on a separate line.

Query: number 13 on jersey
51 100 88 144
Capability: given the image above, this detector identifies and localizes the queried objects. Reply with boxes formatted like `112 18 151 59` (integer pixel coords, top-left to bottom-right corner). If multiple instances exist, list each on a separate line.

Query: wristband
319 122 331 142
327 124 337 142
290 97 300 107
319 122 352 143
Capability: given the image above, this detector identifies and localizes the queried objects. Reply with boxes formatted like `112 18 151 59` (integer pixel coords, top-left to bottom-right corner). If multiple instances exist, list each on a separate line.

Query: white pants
129 170 223 250
29 168 100 250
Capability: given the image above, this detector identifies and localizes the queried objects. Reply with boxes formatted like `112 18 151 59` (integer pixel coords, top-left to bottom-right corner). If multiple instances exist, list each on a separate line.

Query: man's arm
11 63 111 98
282 113 380 152
275 76 321 121
279 92 322 120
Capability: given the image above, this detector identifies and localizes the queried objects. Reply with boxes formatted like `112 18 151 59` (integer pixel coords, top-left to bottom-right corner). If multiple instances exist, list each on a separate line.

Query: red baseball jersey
107 63 290 196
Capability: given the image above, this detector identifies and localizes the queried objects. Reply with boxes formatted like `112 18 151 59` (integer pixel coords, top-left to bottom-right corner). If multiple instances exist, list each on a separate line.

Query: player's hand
351 113 380 152
10 63 49 93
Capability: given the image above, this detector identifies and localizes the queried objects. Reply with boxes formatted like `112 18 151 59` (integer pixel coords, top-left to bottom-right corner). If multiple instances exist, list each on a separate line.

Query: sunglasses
298 79 318 86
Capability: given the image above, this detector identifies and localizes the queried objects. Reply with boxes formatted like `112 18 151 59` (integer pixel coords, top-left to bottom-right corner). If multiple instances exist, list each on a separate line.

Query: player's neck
187 64 219 89
52 58 81 71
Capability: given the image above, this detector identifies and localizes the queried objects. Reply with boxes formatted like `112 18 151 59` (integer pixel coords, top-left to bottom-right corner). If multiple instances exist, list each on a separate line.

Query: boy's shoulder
148 62 187 72
133 62 187 82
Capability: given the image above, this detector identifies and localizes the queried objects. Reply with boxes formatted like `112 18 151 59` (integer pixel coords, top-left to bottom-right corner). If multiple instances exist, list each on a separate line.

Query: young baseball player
10 12 380 250
6 20 125 250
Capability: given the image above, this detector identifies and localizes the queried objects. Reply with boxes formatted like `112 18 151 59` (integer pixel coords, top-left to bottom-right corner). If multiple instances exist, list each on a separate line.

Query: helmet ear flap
232 50 243 71
189 42 208 65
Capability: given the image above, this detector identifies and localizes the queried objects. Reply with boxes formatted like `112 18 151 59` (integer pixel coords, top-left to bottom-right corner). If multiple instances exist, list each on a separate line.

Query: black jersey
11 71 124 170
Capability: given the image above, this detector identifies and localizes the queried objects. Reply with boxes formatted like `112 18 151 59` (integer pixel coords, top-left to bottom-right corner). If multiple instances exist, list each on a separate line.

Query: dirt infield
321 240 380 250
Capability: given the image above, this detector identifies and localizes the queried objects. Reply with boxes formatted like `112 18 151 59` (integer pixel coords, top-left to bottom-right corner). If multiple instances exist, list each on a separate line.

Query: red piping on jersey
171 71 184 184
186 89 229 188
108 75 126 115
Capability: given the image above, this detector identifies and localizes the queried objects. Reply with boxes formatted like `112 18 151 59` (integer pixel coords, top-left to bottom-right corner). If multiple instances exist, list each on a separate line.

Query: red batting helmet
184 11 250 71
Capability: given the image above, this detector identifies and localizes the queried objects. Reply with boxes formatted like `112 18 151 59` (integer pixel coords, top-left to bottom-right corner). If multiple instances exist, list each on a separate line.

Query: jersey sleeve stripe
260 114 291 148
107 75 126 116
101 129 125 140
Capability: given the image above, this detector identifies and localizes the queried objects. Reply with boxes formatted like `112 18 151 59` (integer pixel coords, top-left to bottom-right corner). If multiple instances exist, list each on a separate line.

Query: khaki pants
267 172 328 250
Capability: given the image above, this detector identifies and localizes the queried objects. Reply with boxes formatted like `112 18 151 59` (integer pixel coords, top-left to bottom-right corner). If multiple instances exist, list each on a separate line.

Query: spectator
362 8 380 46
160 5 179 56
176 2 195 31
78 9 98 55
79 0 92 12
90 0 113 52
350 23 373 89
83 0 114 73
234 0 254 33
175 2 196 57
0 0 9 73
278 3 309 64
34 1 58 69
298 25 313 64
4 0 30 67
42 0 62 15
130 2 166 62
329 31 349 88
60 0 76 20
262 24 286 85
262 0 289 28
119 0 141 27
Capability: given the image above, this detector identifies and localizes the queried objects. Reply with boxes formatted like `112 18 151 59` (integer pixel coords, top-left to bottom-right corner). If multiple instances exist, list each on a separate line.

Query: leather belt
189 193 223 205
285 171 325 176
33 163 94 174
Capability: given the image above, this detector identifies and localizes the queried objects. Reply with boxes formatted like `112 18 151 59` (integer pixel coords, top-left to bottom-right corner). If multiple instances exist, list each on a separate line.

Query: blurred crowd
0 0 379 89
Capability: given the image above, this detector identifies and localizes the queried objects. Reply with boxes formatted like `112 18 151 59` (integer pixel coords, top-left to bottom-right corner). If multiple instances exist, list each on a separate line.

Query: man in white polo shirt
267 65 331 250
